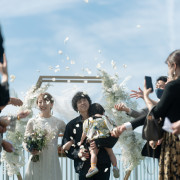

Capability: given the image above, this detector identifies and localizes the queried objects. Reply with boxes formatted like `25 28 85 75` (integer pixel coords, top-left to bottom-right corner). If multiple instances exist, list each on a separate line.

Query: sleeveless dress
23 115 66 180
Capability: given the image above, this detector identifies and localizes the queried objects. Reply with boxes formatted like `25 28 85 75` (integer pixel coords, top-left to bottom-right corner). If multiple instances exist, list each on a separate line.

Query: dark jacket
0 28 4 63
62 115 118 175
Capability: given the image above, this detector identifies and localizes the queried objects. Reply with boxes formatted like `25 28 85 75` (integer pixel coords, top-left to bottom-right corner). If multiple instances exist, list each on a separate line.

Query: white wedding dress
23 115 66 180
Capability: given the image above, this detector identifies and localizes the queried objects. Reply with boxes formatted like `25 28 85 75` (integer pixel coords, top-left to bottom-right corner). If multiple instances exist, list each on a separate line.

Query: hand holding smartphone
145 76 153 92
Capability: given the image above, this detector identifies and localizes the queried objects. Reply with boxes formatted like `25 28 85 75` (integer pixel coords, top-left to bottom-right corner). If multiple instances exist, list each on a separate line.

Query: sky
0 0 180 117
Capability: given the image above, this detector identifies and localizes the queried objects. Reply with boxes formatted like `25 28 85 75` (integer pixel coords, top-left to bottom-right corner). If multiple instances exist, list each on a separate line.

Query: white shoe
86 167 99 178
113 166 120 178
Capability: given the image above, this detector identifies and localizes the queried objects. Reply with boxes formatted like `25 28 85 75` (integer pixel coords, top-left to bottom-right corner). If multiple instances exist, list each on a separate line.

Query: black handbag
142 107 163 141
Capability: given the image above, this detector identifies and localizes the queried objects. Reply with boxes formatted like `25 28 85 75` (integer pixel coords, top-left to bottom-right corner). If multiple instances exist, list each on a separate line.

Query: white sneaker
86 167 99 178
113 166 120 178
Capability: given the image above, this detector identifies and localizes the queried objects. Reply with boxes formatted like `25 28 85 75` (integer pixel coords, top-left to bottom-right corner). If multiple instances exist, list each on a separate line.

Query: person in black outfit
112 76 167 159
62 92 118 180
143 50 180 179
0 28 9 107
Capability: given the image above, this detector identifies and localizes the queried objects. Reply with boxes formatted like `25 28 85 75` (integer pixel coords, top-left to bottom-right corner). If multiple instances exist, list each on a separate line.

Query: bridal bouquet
24 128 49 162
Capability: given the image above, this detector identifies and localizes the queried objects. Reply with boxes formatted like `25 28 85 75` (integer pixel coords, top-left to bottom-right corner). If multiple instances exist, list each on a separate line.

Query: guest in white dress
23 92 66 180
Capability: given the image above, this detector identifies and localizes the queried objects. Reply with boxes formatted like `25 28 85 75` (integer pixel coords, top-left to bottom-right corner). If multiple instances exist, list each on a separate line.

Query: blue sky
0 0 179 116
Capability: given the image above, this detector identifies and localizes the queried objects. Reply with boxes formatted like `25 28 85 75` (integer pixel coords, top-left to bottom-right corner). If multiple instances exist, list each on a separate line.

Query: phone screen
145 76 153 92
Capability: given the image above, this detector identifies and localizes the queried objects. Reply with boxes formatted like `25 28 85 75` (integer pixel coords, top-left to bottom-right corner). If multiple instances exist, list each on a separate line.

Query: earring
173 71 176 76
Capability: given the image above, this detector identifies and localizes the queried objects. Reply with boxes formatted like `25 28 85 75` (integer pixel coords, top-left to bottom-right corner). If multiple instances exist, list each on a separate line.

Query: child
63 103 119 178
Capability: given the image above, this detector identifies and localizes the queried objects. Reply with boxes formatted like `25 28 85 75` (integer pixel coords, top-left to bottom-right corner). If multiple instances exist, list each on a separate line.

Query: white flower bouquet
24 128 49 162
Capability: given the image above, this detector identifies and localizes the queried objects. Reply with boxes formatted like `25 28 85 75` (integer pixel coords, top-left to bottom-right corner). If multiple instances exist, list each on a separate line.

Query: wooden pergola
36 75 102 89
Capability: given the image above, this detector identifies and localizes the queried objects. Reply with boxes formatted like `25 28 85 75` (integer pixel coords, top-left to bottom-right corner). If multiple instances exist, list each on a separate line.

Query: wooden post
123 170 131 180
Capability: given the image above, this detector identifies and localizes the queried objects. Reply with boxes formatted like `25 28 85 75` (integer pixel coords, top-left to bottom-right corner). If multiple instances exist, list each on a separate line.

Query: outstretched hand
130 87 144 99
114 103 130 113
111 125 126 138
17 110 31 119
9 98 23 106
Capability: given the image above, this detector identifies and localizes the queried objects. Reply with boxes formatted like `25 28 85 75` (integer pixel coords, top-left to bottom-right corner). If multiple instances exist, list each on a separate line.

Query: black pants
79 166 110 180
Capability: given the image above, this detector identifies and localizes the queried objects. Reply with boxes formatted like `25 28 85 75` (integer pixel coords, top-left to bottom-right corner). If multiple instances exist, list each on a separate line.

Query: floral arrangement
99 69 145 171
1 84 49 176
24 128 48 162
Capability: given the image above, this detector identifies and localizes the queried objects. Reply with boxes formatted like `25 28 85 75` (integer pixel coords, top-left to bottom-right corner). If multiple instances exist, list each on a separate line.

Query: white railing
1 152 159 180
1 136 159 180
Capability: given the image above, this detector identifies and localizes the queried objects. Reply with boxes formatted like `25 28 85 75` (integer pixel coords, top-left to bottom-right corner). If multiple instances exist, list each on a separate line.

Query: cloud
0 0 79 18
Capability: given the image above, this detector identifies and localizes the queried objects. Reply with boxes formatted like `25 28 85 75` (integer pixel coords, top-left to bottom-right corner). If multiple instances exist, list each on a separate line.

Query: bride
23 92 66 180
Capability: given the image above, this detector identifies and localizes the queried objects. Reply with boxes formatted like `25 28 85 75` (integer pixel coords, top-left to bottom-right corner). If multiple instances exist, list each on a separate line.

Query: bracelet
17 115 20 120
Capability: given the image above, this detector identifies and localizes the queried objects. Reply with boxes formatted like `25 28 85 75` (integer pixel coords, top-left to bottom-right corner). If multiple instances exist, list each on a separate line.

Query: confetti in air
84 80 88 83
58 50 63 55
123 64 127 68
54 69 60 73
66 56 70 61
64 37 69 44
111 60 116 69
84 0 88 3
49 66 53 70
96 63 101 69
98 49 102 54
70 136 73 140
104 168 108 172
66 66 70 71
73 129 76 134
70 60 75 64
136 24 141 28
67 80 71 83
52 78 56 82
10 75 16 82
76 124 80 127
81 157 86 161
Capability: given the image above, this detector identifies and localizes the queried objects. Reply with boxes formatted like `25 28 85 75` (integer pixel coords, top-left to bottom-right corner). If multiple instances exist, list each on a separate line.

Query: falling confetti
111 60 116 69
52 78 56 82
98 49 102 54
56 65 60 68
81 157 86 161
84 80 88 83
84 0 88 3
72 144 76 147
123 64 127 68
64 37 69 44
65 150 68 153
104 168 109 172
54 69 60 73
76 124 80 127
70 60 75 64
10 75 16 82
58 50 63 55
66 56 70 61
73 129 76 134
77 142 81 146
136 24 141 28
49 66 53 70
80 145 84 149
96 63 101 69
67 80 71 83
66 66 70 71
70 136 73 140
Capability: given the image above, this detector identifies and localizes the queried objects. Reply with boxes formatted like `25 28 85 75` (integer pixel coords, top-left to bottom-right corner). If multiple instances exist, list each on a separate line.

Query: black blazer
152 77 180 123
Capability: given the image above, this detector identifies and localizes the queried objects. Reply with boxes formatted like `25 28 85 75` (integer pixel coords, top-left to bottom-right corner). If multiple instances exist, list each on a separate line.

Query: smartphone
145 76 153 92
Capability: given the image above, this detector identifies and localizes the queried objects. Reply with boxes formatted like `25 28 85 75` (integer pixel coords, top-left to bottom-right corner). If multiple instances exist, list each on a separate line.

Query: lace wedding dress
23 115 66 180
